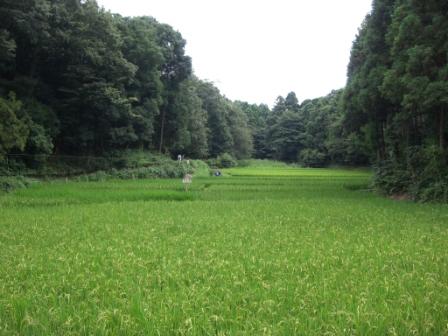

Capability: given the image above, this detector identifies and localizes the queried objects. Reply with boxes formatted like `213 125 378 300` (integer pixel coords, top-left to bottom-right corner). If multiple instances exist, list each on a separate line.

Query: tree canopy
343 0 448 200
1 0 447 201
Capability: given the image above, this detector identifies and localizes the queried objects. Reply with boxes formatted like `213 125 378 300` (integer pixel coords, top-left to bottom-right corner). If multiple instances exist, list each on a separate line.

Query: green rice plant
0 166 447 335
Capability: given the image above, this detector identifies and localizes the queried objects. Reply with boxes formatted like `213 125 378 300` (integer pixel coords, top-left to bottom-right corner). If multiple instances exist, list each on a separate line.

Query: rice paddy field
1 165 448 335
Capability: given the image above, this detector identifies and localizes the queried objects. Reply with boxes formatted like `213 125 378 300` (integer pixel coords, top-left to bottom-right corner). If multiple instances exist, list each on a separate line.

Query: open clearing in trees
1 165 447 335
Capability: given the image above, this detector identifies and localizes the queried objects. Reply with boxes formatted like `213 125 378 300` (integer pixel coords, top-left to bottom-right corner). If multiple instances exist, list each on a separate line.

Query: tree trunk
440 108 445 150
378 121 386 160
159 108 166 153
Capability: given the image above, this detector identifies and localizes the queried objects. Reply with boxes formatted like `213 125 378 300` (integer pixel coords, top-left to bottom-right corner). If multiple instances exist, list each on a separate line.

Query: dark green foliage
265 95 301 161
226 102 253 159
0 0 370 181
0 93 29 158
373 146 448 202
194 79 253 159
75 156 210 182
195 80 233 157
344 0 448 201
234 101 270 159
216 153 237 168
269 110 305 161
117 16 162 148
2 0 446 201
168 79 208 158
261 90 368 167
154 22 192 153
77 166 187 182
0 0 252 171
299 149 327 168
0 176 32 192
0 29 16 73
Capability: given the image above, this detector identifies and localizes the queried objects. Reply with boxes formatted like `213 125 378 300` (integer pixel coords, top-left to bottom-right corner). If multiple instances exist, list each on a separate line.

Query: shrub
73 158 208 182
373 159 411 196
190 160 211 177
373 145 448 202
0 176 32 193
206 158 218 169
216 153 237 168
299 149 327 168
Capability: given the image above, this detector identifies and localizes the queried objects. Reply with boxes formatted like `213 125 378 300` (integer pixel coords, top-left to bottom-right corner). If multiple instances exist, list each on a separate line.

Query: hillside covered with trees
0 0 252 162
1 0 447 201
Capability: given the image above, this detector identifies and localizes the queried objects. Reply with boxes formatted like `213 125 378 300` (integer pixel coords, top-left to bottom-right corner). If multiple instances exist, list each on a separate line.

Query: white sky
97 0 372 106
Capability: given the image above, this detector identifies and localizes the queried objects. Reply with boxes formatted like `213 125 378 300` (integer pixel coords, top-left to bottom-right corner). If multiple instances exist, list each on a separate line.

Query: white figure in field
182 173 192 191
177 154 182 161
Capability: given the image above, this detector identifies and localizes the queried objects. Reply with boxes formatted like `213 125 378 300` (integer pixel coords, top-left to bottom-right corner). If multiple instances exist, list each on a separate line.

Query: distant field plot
225 166 371 178
1 166 448 335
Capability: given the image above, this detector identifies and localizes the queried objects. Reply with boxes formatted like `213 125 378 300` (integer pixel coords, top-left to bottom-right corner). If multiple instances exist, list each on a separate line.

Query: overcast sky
97 0 372 106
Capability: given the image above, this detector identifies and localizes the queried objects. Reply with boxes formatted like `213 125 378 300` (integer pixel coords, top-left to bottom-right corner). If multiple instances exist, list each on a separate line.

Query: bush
73 158 211 182
216 153 237 168
0 176 32 192
373 145 448 202
3 150 210 183
299 149 327 168
373 159 411 196
206 158 218 169
236 160 251 167
190 160 211 177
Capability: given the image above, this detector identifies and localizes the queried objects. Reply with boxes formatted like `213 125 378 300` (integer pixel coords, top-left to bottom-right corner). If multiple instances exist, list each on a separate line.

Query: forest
1 1 448 334
0 0 447 201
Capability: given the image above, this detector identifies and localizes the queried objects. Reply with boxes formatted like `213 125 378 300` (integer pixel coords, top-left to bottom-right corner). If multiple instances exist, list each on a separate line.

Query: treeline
1 0 363 171
343 0 448 200
0 0 252 163
237 90 369 167
1 0 447 201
